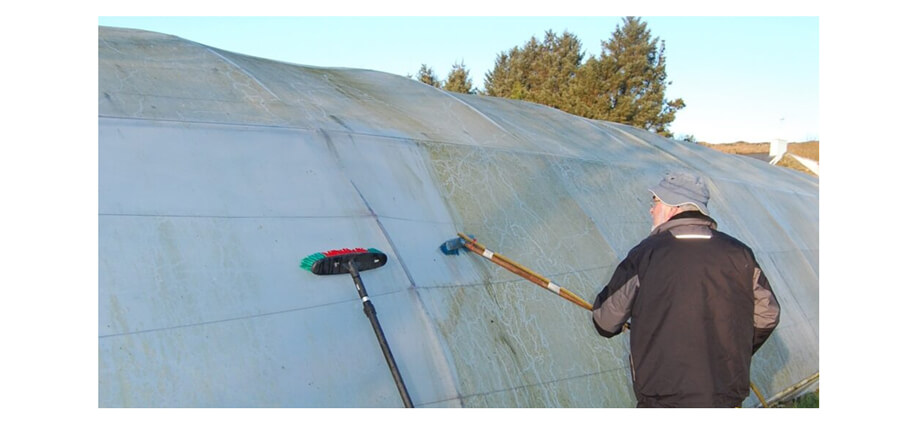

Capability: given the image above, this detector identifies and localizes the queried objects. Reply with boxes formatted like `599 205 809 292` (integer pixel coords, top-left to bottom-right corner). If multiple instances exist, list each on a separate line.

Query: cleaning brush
299 247 387 275
296 245 412 407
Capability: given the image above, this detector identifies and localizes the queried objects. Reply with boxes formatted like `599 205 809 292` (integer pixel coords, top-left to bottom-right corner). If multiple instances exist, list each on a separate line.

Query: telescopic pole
347 261 414 408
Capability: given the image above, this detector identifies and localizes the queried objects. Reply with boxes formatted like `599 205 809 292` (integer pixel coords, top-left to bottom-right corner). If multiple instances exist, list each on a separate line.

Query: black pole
347 261 414 408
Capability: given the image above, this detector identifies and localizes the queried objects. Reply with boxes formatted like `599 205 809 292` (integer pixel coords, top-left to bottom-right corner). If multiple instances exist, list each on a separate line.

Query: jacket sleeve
592 252 640 338
751 266 780 354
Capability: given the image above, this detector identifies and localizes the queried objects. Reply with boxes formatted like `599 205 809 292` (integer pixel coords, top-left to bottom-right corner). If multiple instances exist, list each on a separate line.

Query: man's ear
665 205 681 221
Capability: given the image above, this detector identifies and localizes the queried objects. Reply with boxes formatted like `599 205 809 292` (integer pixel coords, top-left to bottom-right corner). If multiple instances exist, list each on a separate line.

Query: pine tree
484 48 524 99
536 30 583 110
575 17 685 137
484 30 583 109
444 61 474 94
415 64 441 88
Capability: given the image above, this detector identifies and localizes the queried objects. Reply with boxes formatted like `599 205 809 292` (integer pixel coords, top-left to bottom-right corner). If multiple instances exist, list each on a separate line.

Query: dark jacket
592 211 780 407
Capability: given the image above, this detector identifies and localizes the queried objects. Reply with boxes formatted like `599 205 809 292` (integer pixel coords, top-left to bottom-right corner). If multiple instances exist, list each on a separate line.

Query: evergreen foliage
484 30 583 110
585 16 685 137
444 61 474 94
484 17 685 138
415 64 441 88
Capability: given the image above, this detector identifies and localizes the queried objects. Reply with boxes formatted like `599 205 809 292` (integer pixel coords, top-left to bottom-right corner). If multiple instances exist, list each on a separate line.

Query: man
592 171 780 408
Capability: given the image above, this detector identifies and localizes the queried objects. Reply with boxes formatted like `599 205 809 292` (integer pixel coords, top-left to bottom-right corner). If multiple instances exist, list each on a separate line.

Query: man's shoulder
627 231 669 256
710 228 753 250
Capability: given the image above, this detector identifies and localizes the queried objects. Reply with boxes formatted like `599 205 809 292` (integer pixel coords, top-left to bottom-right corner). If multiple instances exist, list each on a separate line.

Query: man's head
648 171 710 229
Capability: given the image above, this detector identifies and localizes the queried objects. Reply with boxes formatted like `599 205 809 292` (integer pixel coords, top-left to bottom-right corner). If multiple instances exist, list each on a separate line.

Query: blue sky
98 16 818 144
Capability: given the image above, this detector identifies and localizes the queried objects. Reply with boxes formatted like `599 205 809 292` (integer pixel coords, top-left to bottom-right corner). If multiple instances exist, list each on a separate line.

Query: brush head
300 248 387 275
440 237 464 255
439 234 475 255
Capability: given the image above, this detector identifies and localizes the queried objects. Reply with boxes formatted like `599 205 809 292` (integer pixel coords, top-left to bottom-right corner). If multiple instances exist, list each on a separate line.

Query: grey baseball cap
648 171 710 216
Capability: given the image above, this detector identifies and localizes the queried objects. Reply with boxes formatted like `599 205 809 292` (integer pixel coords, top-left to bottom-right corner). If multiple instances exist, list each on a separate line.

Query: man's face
650 195 678 230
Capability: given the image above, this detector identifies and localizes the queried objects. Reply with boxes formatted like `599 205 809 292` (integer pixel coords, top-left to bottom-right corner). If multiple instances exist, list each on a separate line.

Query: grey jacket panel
752 267 780 352
753 268 780 329
592 274 639 336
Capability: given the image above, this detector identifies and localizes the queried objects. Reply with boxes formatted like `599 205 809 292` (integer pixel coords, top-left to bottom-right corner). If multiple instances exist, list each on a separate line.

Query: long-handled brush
299 247 414 408
440 233 593 310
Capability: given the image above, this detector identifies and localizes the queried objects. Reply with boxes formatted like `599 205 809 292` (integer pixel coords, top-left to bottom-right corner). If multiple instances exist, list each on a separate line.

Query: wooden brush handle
458 233 593 311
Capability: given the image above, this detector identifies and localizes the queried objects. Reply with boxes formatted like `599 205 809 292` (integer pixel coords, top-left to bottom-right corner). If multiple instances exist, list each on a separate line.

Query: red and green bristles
299 247 383 272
